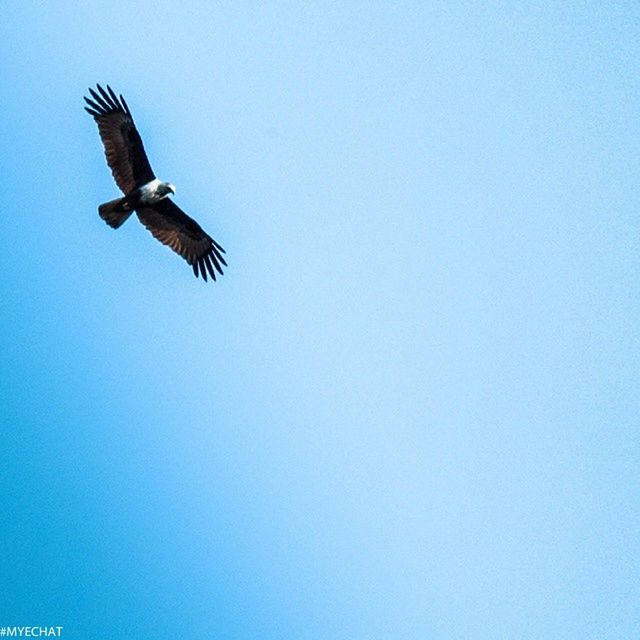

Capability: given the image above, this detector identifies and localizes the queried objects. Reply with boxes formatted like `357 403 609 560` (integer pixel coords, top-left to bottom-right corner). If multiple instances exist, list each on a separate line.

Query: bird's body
84 84 226 281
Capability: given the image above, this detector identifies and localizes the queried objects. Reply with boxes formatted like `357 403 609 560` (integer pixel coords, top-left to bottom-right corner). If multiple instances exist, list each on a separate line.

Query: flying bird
84 84 226 281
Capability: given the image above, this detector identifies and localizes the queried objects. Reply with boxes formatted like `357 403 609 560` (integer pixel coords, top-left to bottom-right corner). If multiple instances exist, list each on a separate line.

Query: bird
84 84 226 281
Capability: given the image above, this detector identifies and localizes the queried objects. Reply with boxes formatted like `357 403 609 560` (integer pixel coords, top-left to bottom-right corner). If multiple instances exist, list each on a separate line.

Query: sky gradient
1 2 639 638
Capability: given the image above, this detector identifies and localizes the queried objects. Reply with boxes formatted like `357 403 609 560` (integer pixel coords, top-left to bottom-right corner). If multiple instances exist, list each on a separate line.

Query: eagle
84 84 226 281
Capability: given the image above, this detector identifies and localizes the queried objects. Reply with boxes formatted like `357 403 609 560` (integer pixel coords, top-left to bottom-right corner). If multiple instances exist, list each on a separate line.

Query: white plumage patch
139 178 165 204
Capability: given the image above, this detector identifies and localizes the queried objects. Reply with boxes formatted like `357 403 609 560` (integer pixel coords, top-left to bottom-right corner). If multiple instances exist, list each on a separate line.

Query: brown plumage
84 84 226 281
137 200 227 281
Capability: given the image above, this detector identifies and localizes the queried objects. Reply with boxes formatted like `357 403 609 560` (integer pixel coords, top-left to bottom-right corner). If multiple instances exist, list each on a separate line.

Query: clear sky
1 1 638 638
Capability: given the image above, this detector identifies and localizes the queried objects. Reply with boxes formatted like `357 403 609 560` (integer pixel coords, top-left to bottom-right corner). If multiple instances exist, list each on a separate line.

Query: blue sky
0 1 638 638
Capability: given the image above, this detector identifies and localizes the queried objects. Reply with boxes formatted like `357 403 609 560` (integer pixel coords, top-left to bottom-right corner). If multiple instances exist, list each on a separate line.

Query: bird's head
160 182 176 196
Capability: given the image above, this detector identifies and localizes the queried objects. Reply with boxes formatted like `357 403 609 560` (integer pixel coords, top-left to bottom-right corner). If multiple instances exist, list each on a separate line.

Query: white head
138 179 176 204
159 182 176 196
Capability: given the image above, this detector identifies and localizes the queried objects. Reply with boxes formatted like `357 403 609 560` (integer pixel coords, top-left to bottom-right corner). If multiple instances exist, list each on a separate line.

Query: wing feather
84 84 155 194
136 199 226 281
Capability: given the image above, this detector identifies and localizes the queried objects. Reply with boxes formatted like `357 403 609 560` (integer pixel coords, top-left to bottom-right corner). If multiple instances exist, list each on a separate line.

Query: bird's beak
169 184 176 194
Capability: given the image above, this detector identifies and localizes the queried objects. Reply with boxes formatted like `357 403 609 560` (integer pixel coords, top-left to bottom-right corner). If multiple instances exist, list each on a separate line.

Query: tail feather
98 197 134 229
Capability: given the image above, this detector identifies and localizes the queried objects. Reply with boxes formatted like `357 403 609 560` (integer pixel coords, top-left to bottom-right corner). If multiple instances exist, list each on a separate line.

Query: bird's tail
98 197 134 229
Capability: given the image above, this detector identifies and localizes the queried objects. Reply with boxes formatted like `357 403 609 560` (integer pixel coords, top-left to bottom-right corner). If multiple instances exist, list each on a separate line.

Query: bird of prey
84 84 226 281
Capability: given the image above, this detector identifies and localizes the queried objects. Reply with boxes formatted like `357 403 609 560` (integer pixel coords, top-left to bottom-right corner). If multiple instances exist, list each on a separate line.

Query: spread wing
136 198 227 281
84 84 155 194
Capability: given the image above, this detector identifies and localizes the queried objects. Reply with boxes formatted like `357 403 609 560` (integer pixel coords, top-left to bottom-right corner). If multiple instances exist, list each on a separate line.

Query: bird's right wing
84 84 156 194
136 198 227 281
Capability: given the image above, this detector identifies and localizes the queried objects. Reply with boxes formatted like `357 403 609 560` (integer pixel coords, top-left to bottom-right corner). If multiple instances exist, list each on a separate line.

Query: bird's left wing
84 84 156 194
136 199 227 281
